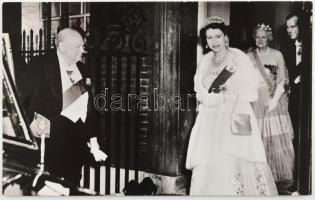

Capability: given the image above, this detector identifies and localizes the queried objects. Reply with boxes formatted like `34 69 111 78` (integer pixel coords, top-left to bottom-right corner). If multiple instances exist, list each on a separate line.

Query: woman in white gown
185 16 278 196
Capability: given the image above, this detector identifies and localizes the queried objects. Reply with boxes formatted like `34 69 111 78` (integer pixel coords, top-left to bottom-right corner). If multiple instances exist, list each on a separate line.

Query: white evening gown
186 48 278 196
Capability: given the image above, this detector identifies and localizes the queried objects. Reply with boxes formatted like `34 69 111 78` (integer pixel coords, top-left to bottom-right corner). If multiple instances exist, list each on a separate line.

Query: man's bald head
56 28 85 65
56 28 82 46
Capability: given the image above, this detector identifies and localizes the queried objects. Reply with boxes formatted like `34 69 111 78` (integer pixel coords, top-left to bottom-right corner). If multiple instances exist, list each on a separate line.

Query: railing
21 29 56 63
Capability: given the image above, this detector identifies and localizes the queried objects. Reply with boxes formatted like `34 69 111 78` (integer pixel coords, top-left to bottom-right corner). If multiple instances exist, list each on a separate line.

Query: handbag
230 94 252 136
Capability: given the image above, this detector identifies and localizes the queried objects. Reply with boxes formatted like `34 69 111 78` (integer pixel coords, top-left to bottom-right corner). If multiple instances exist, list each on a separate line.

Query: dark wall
2 2 21 55
230 2 276 51
2 2 25 78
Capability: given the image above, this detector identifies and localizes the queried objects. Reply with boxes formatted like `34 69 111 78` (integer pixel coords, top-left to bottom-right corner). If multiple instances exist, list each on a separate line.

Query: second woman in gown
247 24 295 183
185 17 278 196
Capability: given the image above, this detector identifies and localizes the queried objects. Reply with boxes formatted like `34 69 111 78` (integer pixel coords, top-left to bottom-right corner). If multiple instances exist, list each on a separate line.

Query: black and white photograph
1 0 312 197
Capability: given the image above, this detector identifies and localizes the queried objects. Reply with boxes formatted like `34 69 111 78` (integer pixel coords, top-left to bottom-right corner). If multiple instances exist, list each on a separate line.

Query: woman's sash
208 66 235 93
252 50 273 89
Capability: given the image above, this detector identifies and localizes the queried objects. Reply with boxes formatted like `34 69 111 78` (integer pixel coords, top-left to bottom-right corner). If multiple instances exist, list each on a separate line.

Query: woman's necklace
207 63 226 76
212 49 228 68
213 55 226 67
206 49 230 77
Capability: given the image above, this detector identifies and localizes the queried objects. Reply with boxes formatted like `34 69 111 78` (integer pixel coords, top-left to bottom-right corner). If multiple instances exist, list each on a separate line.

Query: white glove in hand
294 75 301 84
267 84 285 112
267 98 278 112
89 137 107 162
91 148 107 162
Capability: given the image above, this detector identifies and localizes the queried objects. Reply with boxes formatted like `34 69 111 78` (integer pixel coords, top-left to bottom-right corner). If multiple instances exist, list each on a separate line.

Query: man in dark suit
282 12 312 132
17 28 107 187
281 12 312 194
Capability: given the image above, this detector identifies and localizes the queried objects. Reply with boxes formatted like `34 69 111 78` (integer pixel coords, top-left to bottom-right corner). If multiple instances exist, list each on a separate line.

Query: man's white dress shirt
57 50 89 123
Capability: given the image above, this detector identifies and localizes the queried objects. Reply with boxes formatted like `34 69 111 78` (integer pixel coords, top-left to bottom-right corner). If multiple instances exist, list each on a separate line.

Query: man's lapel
77 62 87 79
77 61 90 88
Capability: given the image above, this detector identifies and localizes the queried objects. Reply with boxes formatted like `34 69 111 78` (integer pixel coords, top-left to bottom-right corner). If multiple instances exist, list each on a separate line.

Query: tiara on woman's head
203 16 225 28
256 23 272 32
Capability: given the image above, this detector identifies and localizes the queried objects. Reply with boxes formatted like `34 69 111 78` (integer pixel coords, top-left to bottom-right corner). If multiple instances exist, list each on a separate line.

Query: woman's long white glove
88 137 107 162
267 85 285 112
